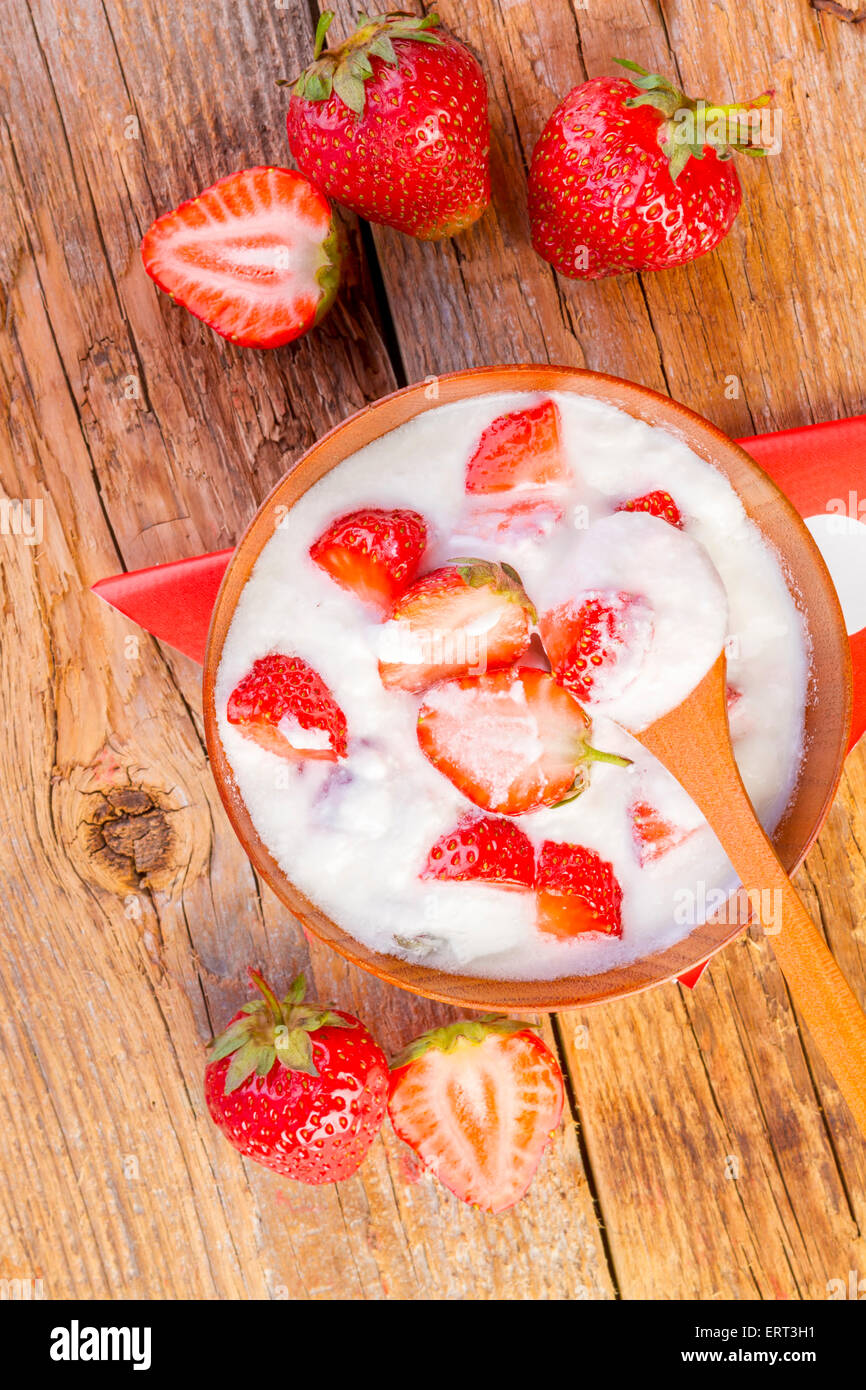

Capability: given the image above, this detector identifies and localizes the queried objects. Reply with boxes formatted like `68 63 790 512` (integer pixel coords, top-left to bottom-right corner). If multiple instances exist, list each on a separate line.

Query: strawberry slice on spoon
616 490 683 528
141 166 341 348
540 590 654 704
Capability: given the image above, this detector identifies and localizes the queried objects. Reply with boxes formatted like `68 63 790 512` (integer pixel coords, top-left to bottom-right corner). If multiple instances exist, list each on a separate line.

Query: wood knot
82 787 174 892
54 747 210 899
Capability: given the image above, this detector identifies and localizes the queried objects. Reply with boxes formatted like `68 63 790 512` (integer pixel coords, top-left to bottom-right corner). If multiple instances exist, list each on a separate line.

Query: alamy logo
0 497 43 545
0 1277 44 1299
377 623 488 676
49 1320 152 1371
827 1270 866 1300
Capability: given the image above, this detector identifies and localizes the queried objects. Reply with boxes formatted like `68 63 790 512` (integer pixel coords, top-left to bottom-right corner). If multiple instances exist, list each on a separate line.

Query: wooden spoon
637 650 866 1135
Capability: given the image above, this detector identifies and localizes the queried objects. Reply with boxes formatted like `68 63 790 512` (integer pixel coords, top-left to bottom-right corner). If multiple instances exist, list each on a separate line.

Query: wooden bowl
203 366 852 1011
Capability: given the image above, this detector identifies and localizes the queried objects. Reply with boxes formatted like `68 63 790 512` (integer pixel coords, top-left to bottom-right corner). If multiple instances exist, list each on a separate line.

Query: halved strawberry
141 167 340 348
629 798 698 867
540 590 654 704
378 559 535 693
388 1018 564 1214
417 667 629 815
227 653 347 761
310 507 428 614
465 399 571 493
536 841 623 938
422 814 535 888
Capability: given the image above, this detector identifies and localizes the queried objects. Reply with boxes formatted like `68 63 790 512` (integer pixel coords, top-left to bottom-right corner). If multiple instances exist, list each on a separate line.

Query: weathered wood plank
0 0 612 1299
320 0 866 1298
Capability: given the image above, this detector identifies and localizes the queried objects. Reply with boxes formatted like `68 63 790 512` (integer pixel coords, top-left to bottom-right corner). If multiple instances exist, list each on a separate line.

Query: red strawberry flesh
540 590 654 704
466 399 571 493
227 653 347 761
379 559 535 693
536 841 624 938
422 814 535 889
388 1019 564 1213
141 167 340 348
630 798 698 866
417 666 628 815
616 490 683 528
310 507 428 613
462 495 565 543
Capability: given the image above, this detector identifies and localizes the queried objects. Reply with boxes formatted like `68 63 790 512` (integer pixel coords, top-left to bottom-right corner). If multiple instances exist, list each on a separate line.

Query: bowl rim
202 364 853 1011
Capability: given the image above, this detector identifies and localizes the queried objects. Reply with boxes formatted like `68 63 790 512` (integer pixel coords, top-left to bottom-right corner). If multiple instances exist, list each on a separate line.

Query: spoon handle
640 656 866 1135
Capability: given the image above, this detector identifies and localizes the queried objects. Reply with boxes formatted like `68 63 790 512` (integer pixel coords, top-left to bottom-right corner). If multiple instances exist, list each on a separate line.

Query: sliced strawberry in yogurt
227 653 347 762
535 841 624 939
310 507 428 614
540 590 654 704
460 495 565 544
417 666 629 815
616 490 683 528
378 559 535 693
629 798 698 867
466 399 571 493
422 814 535 889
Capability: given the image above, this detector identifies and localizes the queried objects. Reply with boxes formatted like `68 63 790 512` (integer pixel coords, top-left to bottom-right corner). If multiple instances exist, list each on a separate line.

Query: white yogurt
535 510 729 732
216 391 810 979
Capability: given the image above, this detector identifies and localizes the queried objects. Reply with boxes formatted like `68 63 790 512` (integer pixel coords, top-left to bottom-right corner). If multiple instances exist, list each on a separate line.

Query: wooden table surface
2 0 865 1301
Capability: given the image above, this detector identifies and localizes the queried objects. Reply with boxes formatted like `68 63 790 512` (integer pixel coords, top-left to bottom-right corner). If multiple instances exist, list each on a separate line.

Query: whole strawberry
285 11 490 239
205 970 389 1183
529 60 773 279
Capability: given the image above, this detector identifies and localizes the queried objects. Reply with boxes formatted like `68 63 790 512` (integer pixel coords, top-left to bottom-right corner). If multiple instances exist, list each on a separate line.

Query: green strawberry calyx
209 969 355 1092
390 1016 535 1070
282 10 444 116
551 724 632 809
614 59 775 181
314 220 343 323
449 557 538 622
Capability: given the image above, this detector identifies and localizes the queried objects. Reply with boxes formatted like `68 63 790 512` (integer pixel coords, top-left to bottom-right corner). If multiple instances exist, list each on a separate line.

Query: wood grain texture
0 0 864 1301
0 0 610 1300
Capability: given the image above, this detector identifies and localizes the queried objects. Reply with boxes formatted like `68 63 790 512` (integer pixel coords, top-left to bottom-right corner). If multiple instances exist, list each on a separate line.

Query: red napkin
92 415 866 991
742 416 866 753
92 549 234 665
